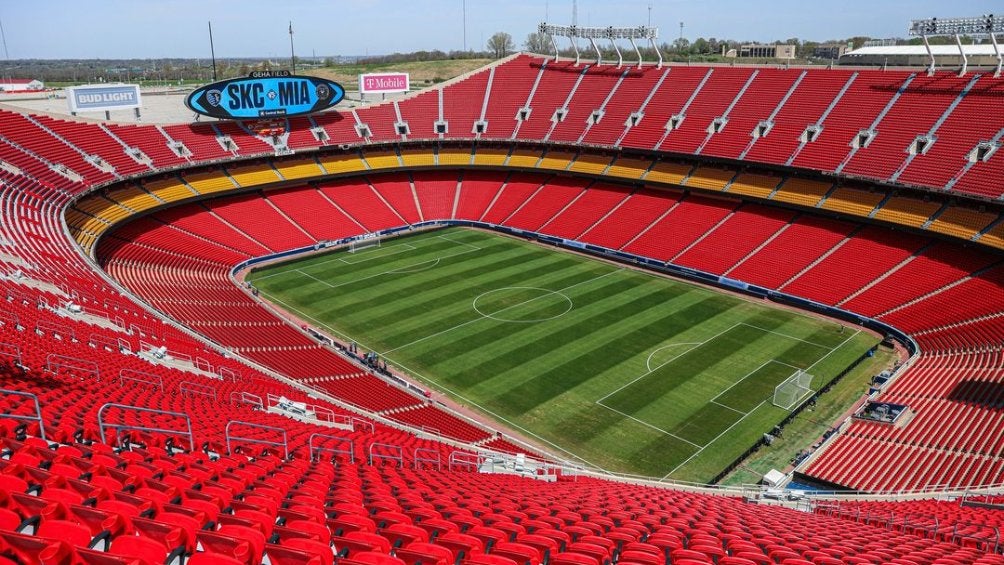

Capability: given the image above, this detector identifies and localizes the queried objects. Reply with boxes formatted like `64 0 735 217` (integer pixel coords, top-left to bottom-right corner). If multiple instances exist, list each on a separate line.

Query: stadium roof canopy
841 43 1002 73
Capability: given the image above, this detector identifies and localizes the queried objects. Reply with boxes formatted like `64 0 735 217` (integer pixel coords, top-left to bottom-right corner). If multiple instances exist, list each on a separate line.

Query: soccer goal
348 237 381 254
773 369 815 410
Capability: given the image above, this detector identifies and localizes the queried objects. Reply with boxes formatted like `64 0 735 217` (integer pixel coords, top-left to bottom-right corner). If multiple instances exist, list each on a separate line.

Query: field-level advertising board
186 70 345 120
773 369 815 410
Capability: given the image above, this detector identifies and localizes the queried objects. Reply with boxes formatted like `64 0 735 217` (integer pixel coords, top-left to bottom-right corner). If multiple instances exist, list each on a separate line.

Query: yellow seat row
400 150 436 167
820 187 885 218
183 171 237 195
227 165 281 187
873 196 941 229
685 167 735 191
605 158 652 180
507 149 542 168
105 185 161 213
538 151 575 171
644 162 692 186
976 219 1004 251
773 178 832 208
728 174 780 199
275 158 325 180
318 153 368 174
144 178 197 203
928 207 996 241
568 154 611 175
438 150 472 166
472 149 509 166
364 151 402 170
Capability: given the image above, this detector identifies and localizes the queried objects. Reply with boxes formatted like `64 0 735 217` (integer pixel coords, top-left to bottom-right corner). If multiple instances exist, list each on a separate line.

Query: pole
208 21 217 81
289 21 296 73
462 0 467 51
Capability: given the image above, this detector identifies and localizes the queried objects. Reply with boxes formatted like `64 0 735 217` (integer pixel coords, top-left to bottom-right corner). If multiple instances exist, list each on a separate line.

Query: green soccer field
247 228 879 482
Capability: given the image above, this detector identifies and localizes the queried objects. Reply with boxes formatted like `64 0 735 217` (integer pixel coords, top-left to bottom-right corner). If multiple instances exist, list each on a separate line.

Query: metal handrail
449 451 483 472
368 442 404 467
179 381 217 400
231 391 264 409
308 433 355 462
0 342 22 366
0 388 45 440
225 420 288 458
119 368 163 391
414 447 441 470
45 353 100 380
97 403 192 447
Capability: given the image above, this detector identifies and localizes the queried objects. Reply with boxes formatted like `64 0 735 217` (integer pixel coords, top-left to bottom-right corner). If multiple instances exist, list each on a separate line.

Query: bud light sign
185 71 344 119
358 72 410 95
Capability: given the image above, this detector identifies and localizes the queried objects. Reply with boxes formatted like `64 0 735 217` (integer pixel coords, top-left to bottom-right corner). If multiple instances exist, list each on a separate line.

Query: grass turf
248 228 880 482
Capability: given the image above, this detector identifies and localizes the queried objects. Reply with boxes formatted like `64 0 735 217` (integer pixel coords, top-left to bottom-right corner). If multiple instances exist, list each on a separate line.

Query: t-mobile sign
358 73 410 95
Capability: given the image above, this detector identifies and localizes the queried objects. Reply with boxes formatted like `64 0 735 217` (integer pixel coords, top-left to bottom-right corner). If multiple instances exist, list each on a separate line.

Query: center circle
472 286 573 323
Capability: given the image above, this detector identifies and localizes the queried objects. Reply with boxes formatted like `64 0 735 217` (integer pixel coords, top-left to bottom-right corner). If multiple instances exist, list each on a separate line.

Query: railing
119 368 163 391
0 310 19 328
35 319 76 341
449 451 483 472
87 332 129 352
308 433 355 462
97 403 192 448
0 342 23 367
225 420 288 458
194 357 212 373
368 442 404 467
0 389 45 440
231 391 264 410
219 366 241 382
45 353 100 380
414 447 441 471
179 381 217 400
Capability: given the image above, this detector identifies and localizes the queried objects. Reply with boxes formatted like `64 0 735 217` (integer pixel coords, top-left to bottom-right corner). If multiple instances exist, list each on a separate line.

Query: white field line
337 243 418 265
739 322 834 350
644 343 703 372
597 404 703 449
660 328 863 479
662 401 768 480
711 400 746 415
594 322 741 405
256 287 607 470
379 268 623 356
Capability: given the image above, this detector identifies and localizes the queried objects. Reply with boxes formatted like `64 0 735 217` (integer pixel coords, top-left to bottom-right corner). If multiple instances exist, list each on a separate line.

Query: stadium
1 3 1004 564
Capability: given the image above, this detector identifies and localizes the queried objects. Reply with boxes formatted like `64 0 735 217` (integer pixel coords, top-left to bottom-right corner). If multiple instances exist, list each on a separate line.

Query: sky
1 0 1001 60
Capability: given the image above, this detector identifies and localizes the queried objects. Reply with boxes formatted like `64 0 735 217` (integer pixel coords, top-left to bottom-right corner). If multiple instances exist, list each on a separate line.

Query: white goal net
773 369 814 410
348 237 381 253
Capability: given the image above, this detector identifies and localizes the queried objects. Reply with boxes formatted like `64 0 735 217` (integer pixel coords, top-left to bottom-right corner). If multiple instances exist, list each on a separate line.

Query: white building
0 79 45 92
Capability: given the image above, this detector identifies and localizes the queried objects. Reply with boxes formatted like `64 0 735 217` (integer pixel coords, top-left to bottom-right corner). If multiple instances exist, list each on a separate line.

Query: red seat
343 552 408 565
397 541 455 565
550 552 600 565
492 542 542 565
282 537 335 565
188 552 246 565
263 542 325 565
436 532 485 560
464 555 518 565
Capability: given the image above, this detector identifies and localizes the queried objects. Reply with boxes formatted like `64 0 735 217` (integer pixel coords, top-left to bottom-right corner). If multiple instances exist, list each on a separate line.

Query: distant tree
487 32 515 58
691 37 710 54
672 37 690 52
525 31 549 54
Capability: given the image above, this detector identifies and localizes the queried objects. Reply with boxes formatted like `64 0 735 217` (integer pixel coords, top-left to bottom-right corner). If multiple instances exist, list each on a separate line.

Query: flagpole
208 21 218 81
288 21 295 73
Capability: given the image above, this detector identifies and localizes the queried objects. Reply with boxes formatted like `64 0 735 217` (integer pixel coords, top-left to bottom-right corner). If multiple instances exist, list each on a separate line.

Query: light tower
909 14 1003 76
